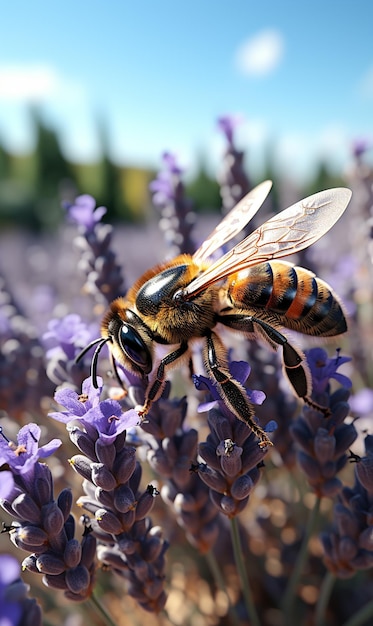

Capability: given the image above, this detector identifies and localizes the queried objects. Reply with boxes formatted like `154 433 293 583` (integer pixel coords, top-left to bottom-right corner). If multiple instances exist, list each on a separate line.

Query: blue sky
0 1 372 181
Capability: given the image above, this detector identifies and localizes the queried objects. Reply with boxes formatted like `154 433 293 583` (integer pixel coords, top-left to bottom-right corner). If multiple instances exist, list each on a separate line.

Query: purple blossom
50 376 140 444
0 554 23 626
0 470 15 500
0 424 62 478
217 114 243 145
43 314 96 361
350 387 373 416
149 152 183 206
193 360 266 413
64 194 107 230
306 347 352 395
352 138 371 159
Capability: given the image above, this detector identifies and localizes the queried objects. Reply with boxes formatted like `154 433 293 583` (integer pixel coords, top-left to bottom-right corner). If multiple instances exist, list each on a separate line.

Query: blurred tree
96 119 132 222
305 161 345 196
32 108 77 229
185 156 221 213
0 137 11 179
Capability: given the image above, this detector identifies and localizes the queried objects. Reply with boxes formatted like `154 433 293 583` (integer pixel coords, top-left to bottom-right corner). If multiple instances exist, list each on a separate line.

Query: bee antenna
75 337 107 364
75 336 112 389
91 337 112 389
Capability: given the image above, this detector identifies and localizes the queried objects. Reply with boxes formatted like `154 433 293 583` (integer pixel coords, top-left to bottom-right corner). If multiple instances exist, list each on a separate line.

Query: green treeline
0 111 345 231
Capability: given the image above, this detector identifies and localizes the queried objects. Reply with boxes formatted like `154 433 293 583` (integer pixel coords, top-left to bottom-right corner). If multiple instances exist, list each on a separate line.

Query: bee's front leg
138 342 189 417
203 331 272 448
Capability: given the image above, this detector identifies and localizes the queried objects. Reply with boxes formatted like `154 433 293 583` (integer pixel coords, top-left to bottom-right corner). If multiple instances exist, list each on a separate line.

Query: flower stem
89 592 118 626
343 598 373 626
205 550 241 626
315 570 336 626
230 516 261 626
282 495 321 620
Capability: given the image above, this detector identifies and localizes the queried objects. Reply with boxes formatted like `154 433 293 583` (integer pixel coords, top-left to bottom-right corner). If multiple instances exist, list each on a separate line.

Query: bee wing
193 180 273 262
184 187 352 297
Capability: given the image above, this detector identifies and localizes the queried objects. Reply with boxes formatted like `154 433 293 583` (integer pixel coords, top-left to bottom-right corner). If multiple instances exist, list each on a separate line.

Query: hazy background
0 0 372 228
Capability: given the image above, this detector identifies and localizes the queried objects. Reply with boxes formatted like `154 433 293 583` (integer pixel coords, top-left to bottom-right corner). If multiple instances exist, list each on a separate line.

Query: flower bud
217 439 243 476
34 464 53 505
95 508 122 534
314 429 335 463
231 473 254 500
69 428 96 459
113 446 137 483
36 553 66 575
57 489 73 521
65 564 90 594
135 487 157 520
114 485 136 513
80 533 97 568
91 463 117 490
43 572 68 590
95 439 116 467
11 493 41 523
42 502 65 536
197 464 227 493
69 455 93 481
64 539 82 568
18 525 48 548
198 441 221 470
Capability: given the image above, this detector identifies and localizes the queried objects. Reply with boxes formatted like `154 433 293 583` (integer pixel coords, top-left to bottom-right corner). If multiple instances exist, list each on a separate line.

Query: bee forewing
193 179 273 262
185 187 352 296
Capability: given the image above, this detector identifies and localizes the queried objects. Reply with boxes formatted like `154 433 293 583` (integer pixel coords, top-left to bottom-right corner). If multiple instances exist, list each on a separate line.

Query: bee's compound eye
118 324 152 374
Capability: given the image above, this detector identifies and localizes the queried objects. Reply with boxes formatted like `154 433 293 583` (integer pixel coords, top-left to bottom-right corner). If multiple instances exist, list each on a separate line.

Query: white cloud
235 29 284 76
0 64 86 104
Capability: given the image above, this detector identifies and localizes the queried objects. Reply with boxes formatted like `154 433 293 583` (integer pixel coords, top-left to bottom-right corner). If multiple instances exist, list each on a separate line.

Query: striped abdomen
229 260 347 337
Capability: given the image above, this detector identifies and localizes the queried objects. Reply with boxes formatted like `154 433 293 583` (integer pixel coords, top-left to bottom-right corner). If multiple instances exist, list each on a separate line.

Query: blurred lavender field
1 120 373 626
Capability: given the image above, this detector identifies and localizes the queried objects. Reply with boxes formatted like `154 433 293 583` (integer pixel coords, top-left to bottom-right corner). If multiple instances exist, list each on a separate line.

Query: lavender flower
193 360 270 517
321 434 373 577
65 194 107 231
63 194 125 306
217 114 251 216
149 152 196 256
306 347 352 395
0 273 53 417
50 378 168 612
0 424 96 602
50 376 139 442
290 348 357 497
43 314 99 387
0 554 42 626
142 392 222 554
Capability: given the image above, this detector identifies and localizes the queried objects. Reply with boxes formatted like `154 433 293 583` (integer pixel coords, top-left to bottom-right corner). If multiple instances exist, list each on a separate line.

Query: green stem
89 592 118 626
205 550 241 626
343 598 373 626
230 516 261 626
315 570 336 626
282 495 321 620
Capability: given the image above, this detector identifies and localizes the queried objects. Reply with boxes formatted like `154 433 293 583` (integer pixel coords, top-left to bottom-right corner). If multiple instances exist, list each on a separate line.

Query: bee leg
204 331 272 448
139 342 189 416
245 316 331 416
220 313 330 416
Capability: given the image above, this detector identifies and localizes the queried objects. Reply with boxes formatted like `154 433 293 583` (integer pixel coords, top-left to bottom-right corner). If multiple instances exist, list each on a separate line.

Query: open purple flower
306 347 352 395
193 360 266 413
0 424 62 477
43 314 96 361
50 376 139 444
64 194 107 230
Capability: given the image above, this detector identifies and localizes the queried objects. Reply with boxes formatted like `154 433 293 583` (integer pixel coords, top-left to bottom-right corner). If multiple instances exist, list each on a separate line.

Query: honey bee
79 181 352 448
